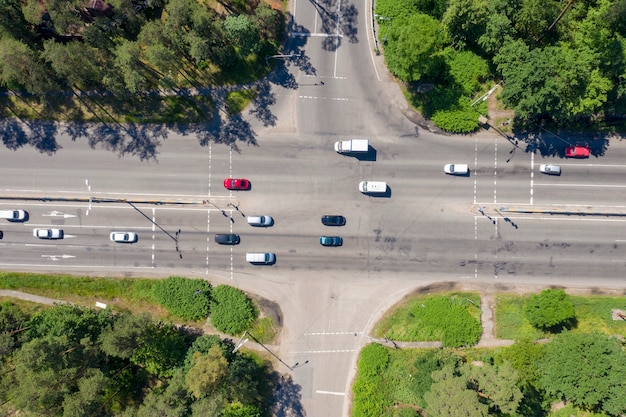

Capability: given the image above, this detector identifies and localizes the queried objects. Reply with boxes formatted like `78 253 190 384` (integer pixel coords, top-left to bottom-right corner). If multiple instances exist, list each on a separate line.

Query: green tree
61 369 108 417
0 0 35 42
441 0 489 49
478 10 515 55
210 285 257 335
41 40 104 89
495 41 611 123
100 312 153 359
223 15 261 56
513 0 560 42
28 304 111 343
463 361 522 414
223 401 262 417
136 370 191 417
0 38 58 94
8 336 78 414
540 332 626 415
0 301 30 356
114 40 149 93
499 338 544 387
424 365 489 417
185 344 229 398
131 322 188 378
524 289 575 331
384 12 442 82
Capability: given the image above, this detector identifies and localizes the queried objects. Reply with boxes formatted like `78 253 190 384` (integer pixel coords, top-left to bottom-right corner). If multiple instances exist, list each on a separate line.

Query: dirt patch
486 85 515 129
253 294 283 327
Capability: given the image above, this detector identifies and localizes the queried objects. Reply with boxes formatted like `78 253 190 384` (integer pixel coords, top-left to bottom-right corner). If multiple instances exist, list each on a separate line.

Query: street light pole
265 54 299 67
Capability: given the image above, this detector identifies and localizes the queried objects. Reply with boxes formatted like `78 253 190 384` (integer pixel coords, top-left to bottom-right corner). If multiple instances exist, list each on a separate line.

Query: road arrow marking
43 211 76 219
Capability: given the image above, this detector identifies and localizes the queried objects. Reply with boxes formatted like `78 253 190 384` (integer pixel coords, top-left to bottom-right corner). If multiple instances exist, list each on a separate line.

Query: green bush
353 344 392 417
358 343 390 378
524 289 576 332
152 277 211 321
443 48 490 96
210 285 257 335
431 107 482 133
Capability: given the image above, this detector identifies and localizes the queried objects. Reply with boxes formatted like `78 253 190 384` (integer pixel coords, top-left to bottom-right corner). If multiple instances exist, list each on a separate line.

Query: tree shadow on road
0 118 60 154
271 373 306 417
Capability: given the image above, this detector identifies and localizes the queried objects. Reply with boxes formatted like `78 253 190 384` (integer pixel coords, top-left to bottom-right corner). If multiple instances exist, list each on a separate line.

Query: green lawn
372 292 481 347
495 293 626 340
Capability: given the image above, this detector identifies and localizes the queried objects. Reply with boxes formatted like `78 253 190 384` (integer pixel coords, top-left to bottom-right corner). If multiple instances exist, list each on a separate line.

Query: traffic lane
532 182 626 207
474 215 626 280
2 130 212 196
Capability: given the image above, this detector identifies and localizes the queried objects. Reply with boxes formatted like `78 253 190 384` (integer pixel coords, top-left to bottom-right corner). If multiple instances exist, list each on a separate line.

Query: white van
359 181 387 194
246 252 276 265
0 210 27 222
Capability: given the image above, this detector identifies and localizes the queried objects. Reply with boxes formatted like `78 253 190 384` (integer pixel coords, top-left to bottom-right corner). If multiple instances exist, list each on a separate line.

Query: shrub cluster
210 285 257 335
352 343 392 417
153 276 211 321
524 289 576 332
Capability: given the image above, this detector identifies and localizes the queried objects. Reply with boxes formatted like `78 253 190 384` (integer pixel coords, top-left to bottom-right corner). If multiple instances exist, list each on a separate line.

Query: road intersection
2 0 626 416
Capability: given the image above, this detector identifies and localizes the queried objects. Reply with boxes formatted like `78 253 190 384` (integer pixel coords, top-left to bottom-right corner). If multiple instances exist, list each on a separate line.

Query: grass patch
372 292 481 347
249 316 277 344
225 89 257 116
495 293 626 340
0 272 279 341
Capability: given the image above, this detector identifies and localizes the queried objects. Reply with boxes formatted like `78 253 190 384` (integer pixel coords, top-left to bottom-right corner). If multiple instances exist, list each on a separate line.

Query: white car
110 232 138 243
247 215 274 227
33 228 64 239
539 164 561 175
444 164 469 175
0 209 27 222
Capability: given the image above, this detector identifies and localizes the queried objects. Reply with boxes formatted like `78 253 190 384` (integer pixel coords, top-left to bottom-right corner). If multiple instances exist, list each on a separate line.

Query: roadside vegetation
374 0 626 133
0 0 283 123
372 292 482 347
0 302 276 416
0 272 277 342
354 289 626 417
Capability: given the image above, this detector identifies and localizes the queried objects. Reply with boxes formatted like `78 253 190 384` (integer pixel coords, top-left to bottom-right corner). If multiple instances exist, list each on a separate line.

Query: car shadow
364 186 391 198
350 146 377 161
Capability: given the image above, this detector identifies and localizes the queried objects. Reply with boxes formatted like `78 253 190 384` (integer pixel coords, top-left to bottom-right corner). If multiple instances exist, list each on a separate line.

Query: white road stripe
316 390 346 396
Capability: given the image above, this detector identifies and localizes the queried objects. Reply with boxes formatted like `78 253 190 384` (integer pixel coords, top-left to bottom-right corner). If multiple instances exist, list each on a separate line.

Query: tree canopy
540 332 626 416
0 302 274 416
376 0 626 130
524 288 576 331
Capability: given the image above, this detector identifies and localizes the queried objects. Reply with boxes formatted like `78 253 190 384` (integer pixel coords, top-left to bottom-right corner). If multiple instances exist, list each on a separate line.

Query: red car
565 145 590 158
223 178 250 190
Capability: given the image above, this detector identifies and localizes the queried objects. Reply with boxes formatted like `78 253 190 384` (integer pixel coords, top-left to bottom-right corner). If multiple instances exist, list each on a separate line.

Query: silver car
33 228 64 239
247 215 274 227
539 164 561 175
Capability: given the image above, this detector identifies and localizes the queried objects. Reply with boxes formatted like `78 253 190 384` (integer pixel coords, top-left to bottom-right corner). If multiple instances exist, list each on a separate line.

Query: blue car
320 236 343 246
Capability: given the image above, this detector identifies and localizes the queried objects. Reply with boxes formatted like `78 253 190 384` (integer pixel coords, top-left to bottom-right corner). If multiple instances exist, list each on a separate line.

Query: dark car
215 234 241 245
320 236 343 246
321 215 346 226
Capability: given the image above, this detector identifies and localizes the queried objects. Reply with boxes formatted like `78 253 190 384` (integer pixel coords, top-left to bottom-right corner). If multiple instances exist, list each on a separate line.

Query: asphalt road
2 0 626 416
